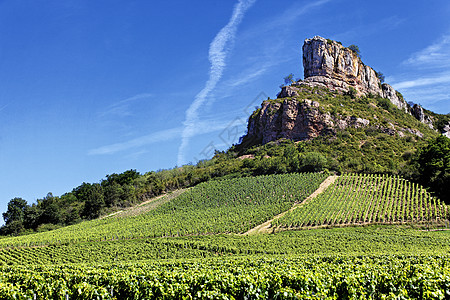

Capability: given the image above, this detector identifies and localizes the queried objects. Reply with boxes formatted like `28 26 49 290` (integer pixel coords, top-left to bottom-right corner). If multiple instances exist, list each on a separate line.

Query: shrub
348 44 361 57
375 71 385 83
346 87 357 99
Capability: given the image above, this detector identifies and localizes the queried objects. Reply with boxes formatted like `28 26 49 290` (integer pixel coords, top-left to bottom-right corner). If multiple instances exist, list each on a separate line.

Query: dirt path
244 175 338 235
100 189 188 219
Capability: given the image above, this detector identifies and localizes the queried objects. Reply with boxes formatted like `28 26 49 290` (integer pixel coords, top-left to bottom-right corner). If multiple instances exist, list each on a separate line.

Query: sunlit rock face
302 36 408 111
239 36 440 146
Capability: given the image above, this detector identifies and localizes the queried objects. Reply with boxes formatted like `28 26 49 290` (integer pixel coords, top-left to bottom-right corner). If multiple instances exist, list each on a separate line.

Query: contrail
177 0 256 166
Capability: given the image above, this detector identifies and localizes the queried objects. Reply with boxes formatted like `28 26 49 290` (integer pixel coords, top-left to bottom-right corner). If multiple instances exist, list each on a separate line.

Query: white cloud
88 119 234 156
177 0 256 166
99 93 153 118
404 35 450 68
392 72 450 90
389 34 450 113
88 127 182 155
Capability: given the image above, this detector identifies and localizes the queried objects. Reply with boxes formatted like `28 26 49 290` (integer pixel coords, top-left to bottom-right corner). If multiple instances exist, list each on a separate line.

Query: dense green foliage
0 170 142 236
347 44 361 57
239 85 438 175
275 173 447 229
1 226 450 265
416 135 450 204
0 173 326 247
1 226 450 298
1 254 450 299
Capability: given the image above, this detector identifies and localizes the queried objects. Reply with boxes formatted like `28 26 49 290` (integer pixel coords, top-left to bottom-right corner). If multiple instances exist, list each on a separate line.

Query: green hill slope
1 226 450 265
0 173 327 247
1 228 450 298
274 173 448 229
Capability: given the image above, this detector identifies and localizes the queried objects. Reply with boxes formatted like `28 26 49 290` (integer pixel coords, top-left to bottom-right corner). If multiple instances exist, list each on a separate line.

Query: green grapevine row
274 173 448 228
0 173 327 248
0 255 449 299
1 226 449 266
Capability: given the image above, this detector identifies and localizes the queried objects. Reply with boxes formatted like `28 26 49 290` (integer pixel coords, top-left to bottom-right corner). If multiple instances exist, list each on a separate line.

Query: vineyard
0 172 327 248
0 226 449 266
274 173 448 229
1 172 450 298
1 255 450 299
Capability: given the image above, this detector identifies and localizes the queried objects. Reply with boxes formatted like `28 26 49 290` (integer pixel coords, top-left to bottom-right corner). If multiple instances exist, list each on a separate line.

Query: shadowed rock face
442 122 450 138
244 99 335 145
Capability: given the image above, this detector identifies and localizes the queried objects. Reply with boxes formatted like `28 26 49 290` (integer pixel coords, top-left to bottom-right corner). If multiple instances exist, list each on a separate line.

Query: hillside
1 172 450 298
0 173 327 247
2 37 449 239
239 37 446 175
1 36 449 298
274 173 447 230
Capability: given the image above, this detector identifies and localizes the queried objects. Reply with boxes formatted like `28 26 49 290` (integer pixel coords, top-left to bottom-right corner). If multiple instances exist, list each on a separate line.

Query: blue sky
1 0 449 219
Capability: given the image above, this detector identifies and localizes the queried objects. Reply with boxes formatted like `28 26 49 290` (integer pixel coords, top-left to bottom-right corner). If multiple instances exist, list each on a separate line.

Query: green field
0 173 327 247
2 254 450 299
1 172 450 299
274 173 447 229
1 226 450 266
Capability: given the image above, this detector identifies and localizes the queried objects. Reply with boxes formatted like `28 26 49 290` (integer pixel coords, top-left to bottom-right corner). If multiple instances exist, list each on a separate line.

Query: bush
348 44 361 57
346 87 357 99
376 97 393 112
375 71 385 83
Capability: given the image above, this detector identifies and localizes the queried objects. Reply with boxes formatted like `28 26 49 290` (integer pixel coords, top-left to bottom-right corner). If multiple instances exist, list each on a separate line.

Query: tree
300 152 328 172
2 197 28 225
283 73 294 86
23 204 42 229
37 193 61 225
417 135 450 204
376 71 385 83
103 169 140 187
80 183 105 219
1 197 28 235
348 44 361 57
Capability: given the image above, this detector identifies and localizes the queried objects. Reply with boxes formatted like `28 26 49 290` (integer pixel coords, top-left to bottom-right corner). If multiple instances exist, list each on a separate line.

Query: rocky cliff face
242 99 373 146
410 104 434 129
442 122 450 138
244 99 334 145
301 36 408 112
240 36 441 147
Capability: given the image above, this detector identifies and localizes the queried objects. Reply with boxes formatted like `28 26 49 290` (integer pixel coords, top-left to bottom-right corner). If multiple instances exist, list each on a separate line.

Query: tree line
1 134 448 236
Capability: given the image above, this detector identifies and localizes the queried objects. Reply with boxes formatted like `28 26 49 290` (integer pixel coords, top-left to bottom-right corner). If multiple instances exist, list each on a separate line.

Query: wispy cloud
99 93 153 118
268 0 332 28
89 127 182 155
404 35 450 68
390 34 450 112
177 0 256 166
89 119 234 156
392 72 450 90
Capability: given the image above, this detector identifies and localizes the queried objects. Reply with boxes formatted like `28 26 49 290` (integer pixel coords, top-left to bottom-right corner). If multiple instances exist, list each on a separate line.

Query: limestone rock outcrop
240 36 441 146
381 84 408 112
442 122 450 138
243 99 335 145
301 36 408 112
302 36 381 96
411 104 434 129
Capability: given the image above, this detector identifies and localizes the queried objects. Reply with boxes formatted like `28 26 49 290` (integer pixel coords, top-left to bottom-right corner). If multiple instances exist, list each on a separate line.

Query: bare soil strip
101 189 188 219
244 175 338 235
